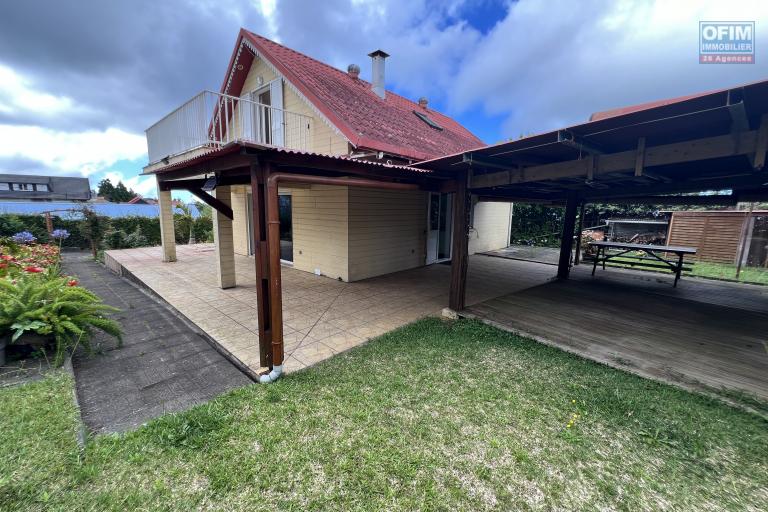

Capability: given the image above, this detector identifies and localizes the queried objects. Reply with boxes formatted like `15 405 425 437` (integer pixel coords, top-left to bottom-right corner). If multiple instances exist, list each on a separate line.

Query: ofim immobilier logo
699 21 754 64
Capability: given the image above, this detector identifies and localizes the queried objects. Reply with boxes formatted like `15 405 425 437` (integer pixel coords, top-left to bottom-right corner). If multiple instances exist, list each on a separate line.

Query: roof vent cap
347 64 360 79
418 97 428 108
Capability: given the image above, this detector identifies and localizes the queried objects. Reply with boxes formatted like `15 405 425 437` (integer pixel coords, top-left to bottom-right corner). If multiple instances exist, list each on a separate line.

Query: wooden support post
634 137 646 177
735 202 754 279
574 201 586 265
755 113 768 170
449 171 470 311
250 161 272 368
557 193 579 279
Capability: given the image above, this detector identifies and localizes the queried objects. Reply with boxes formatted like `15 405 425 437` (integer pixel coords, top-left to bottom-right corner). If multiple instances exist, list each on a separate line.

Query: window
35 183 49 192
12 183 32 191
413 110 443 130
0 183 9 191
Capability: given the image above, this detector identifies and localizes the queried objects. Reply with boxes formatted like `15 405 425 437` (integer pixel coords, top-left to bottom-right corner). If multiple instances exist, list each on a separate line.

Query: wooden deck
465 264 768 402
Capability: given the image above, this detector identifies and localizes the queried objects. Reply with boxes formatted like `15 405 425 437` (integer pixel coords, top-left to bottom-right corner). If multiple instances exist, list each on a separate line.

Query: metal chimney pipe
368 49 389 99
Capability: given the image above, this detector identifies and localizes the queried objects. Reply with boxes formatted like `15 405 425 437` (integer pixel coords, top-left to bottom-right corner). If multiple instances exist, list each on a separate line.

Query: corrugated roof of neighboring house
0 201 200 219
223 29 484 162
0 174 91 201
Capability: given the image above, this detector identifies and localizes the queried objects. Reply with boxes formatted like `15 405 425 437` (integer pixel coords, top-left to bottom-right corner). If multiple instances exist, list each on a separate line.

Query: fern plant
0 276 122 365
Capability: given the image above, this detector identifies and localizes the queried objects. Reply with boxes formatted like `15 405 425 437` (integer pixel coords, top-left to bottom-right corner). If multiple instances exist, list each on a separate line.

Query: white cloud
101 170 158 197
0 125 146 176
0 64 75 116
449 0 768 138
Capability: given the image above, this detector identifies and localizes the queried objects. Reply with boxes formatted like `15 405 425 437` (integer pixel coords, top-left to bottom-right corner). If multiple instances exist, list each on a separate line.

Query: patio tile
106 244 553 375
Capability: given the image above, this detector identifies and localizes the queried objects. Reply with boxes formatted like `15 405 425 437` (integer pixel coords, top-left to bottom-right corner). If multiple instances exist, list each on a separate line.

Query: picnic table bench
588 241 697 287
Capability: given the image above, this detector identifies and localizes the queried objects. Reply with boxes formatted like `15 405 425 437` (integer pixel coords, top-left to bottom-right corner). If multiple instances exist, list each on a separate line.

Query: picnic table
588 241 697 287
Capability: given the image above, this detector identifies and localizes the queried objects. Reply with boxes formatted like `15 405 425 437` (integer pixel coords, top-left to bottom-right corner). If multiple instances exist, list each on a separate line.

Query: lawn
1 318 767 511
588 254 768 285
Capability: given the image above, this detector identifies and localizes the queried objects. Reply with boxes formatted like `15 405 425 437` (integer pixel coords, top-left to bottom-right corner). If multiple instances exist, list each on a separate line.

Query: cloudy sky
1 0 766 198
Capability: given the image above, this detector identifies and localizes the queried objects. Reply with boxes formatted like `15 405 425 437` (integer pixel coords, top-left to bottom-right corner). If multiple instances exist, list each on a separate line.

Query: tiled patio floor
106 245 555 374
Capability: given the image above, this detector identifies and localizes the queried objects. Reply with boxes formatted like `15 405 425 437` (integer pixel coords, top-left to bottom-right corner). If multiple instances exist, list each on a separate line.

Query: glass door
426 192 453 264
246 192 293 263
279 194 293 262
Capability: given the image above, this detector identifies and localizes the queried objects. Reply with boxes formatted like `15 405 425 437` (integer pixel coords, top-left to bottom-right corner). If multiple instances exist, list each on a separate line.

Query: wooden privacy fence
666 210 767 265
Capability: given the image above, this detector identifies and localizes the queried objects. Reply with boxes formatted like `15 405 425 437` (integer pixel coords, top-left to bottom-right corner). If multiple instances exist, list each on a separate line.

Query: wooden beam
463 152 517 170
558 130 604 155
600 194 739 206
449 171 470 311
187 187 234 219
574 201 585 265
634 137 646 177
584 173 768 201
470 129 760 189
586 155 596 182
557 193 579 279
755 113 768 170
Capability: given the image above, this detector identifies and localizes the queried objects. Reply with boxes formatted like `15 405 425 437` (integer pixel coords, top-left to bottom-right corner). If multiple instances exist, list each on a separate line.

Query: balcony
145 90 313 166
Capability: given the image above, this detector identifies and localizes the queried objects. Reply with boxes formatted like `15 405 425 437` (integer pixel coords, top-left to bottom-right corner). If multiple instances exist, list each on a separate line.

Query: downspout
260 172 420 383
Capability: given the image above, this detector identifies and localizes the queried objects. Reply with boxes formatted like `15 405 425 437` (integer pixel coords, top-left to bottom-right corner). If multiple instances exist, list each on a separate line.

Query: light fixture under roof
201 176 218 192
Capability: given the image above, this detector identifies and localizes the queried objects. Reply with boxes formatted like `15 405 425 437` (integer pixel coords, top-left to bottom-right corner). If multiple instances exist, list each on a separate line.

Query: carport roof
414 78 768 204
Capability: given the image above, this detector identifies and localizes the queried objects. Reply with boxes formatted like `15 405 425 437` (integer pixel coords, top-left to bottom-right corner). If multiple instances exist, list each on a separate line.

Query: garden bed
0 232 121 366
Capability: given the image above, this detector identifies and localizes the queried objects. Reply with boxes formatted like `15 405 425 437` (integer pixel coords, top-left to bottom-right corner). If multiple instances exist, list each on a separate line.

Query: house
144 29 512 283
0 174 91 202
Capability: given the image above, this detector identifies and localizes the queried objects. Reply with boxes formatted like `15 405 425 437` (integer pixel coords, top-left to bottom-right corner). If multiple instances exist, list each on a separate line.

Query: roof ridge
237 29 484 160
243 30 469 126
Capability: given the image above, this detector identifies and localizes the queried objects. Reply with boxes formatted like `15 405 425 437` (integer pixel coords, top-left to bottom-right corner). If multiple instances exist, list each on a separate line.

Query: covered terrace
139 78 768 400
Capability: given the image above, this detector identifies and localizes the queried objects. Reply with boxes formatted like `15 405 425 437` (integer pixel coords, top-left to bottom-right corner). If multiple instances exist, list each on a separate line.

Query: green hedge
0 213 213 250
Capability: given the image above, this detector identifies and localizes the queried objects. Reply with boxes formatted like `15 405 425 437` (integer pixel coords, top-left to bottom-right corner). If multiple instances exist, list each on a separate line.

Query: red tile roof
223 29 484 162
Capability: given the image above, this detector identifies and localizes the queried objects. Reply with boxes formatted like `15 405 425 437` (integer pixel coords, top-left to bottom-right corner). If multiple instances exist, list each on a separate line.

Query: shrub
104 229 129 250
110 217 161 246
124 226 148 248
78 207 110 258
0 275 122 365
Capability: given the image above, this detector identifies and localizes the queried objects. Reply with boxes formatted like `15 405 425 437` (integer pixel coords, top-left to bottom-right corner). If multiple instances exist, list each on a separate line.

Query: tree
174 203 196 244
78 206 109 258
97 178 115 199
97 178 137 203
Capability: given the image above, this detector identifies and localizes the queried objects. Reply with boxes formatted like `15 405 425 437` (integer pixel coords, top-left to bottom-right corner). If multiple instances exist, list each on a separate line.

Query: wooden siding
667 211 750 264
348 188 427 281
469 201 512 255
241 53 348 155
290 185 349 281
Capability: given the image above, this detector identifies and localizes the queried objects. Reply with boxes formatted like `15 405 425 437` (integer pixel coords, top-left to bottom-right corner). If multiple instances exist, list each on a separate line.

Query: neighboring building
605 218 669 244
0 174 91 202
0 201 199 219
666 210 768 266
144 29 512 282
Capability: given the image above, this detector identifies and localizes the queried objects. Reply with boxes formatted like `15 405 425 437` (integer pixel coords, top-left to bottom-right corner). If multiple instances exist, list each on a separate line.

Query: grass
588 253 768 285
689 260 768 285
1 318 767 511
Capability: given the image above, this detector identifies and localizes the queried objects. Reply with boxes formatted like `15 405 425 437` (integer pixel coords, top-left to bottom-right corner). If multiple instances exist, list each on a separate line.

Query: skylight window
413 110 443 131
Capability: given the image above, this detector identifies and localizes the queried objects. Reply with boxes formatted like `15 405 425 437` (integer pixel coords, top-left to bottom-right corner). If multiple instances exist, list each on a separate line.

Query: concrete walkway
63 252 251 434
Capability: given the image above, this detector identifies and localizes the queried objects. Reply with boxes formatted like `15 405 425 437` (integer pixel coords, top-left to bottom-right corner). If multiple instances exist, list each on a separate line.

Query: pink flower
67 280 78 287
24 266 44 273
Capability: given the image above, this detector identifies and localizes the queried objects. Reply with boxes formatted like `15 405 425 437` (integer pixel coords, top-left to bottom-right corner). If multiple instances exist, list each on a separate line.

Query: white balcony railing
146 90 313 165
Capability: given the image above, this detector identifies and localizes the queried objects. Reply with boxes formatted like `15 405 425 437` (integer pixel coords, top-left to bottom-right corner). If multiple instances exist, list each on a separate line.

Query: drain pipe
260 172 420 382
